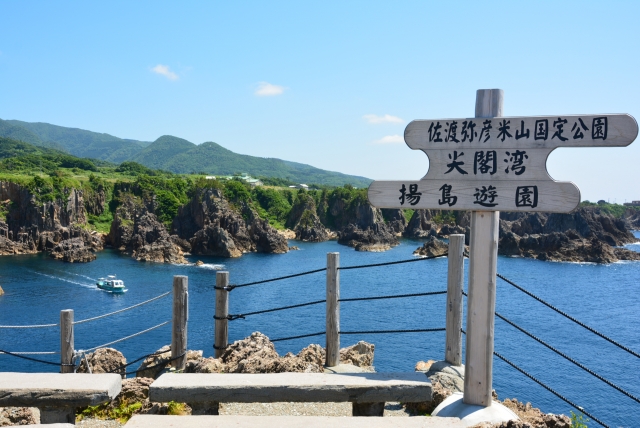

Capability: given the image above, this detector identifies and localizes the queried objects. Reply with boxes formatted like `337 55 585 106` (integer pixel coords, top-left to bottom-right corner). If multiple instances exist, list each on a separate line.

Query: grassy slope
0 119 373 187
130 135 197 169
4 119 150 163
164 141 373 187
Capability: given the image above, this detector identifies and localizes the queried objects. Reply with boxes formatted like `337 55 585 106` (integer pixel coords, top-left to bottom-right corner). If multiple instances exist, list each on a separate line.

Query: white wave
196 263 226 270
33 272 96 289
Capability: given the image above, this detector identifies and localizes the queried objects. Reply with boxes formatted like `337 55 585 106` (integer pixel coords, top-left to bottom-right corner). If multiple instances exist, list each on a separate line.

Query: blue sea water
1 233 639 427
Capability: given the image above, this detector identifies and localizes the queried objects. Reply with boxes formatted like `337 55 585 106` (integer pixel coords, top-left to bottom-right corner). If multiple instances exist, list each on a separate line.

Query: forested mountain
3 119 151 163
0 118 372 187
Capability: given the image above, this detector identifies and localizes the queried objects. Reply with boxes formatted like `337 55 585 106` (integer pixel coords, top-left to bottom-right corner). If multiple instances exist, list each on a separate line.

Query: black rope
214 314 246 321
225 300 326 320
460 330 607 428
106 348 172 373
494 351 608 428
340 290 446 303
0 349 73 367
338 253 447 270
213 344 228 351
219 268 326 290
496 312 640 405
341 328 446 335
126 352 186 376
497 273 640 360
271 331 326 342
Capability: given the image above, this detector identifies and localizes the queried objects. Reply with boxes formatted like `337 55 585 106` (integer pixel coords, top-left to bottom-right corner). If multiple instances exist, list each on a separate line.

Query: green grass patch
87 212 114 234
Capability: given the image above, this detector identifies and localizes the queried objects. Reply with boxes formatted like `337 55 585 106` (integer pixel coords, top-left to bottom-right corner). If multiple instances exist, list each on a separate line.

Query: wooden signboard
368 114 638 213
367 89 638 411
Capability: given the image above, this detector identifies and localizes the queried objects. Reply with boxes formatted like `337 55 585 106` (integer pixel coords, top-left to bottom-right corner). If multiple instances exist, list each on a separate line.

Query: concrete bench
149 372 433 416
126 414 465 427
0 372 122 425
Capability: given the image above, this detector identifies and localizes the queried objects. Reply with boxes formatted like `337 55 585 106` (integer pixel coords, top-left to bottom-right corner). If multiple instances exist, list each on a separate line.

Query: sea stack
0 285 4 295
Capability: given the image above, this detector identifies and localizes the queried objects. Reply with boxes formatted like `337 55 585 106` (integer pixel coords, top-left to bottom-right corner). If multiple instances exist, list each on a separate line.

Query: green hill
164 141 372 187
130 135 196 170
2 119 150 163
0 119 373 187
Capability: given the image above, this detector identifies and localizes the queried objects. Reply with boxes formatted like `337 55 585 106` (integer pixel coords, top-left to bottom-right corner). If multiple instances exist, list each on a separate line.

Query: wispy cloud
151 64 179 81
374 135 404 144
255 82 286 96
363 114 404 124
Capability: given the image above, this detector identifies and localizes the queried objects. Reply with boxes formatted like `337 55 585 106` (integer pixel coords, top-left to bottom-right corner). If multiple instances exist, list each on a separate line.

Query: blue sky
1 1 638 202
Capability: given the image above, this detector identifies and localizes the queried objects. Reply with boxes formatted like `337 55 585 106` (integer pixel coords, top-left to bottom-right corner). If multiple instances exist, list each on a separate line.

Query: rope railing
82 321 171 353
339 290 447 302
496 273 640 359
217 253 447 291
271 331 327 343
341 327 445 335
0 322 58 329
0 351 58 355
495 312 640 405
73 292 171 325
461 329 608 428
0 349 72 367
338 252 447 270
218 268 326 291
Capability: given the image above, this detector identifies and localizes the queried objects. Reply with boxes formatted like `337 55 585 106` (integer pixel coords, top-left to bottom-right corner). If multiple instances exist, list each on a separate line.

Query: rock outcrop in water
0 181 103 261
335 197 399 252
107 193 187 264
498 208 640 263
286 193 330 242
172 189 288 257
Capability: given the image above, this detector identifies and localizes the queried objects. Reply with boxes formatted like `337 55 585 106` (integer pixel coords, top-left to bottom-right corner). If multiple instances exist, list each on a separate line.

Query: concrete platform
432 392 518 427
0 372 122 408
125 415 467 427
150 372 433 404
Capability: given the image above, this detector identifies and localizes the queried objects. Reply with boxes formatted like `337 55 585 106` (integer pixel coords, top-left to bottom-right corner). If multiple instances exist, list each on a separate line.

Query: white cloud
151 64 179 81
363 114 404 124
255 82 286 96
374 135 404 144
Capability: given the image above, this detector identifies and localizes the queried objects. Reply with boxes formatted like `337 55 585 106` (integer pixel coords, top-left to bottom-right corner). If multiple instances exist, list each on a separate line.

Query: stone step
125 415 466 427
150 372 433 404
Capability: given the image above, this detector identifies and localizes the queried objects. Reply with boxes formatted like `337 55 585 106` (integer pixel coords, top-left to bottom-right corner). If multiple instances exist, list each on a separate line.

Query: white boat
96 275 127 293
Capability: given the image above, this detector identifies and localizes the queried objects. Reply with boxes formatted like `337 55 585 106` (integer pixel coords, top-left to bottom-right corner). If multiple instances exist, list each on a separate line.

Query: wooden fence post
60 309 74 373
326 252 340 367
172 275 188 370
445 234 465 366
463 88 503 406
214 271 229 359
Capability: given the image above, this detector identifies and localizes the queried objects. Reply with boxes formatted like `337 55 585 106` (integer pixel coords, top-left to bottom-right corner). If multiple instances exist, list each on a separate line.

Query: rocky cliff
498 208 639 263
172 189 288 257
335 198 399 252
0 181 102 261
107 193 187 264
286 193 330 242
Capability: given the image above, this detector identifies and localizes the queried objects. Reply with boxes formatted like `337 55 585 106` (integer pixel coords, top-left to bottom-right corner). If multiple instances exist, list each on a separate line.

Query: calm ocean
1 232 639 427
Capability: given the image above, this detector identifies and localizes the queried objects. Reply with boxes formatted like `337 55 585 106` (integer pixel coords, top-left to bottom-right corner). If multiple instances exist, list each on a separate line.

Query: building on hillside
289 184 309 189
623 201 640 206
245 178 263 187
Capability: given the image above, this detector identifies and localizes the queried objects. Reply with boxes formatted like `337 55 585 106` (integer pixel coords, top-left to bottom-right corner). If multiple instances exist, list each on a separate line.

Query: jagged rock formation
0 181 102 260
135 345 203 379
286 193 330 242
0 407 39 425
498 208 640 263
381 209 407 236
77 348 127 377
184 332 375 375
623 208 640 229
172 189 288 257
404 209 437 238
414 236 448 257
49 236 97 262
107 193 187 264
335 199 399 251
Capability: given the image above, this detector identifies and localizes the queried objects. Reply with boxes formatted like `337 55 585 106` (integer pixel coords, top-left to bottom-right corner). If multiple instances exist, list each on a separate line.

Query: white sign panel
368 114 638 213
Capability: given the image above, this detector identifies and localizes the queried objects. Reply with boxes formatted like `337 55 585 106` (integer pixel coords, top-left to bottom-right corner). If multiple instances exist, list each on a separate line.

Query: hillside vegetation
0 118 372 188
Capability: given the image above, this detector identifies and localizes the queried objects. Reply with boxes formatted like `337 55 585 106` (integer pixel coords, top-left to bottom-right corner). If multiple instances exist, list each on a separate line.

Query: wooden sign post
368 89 638 407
